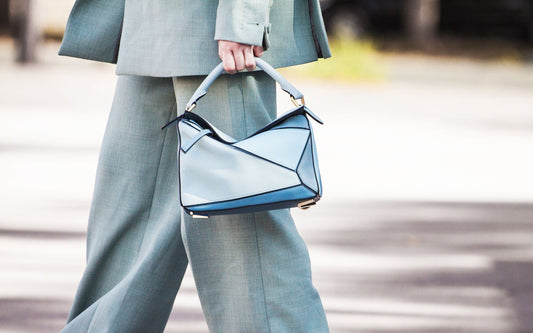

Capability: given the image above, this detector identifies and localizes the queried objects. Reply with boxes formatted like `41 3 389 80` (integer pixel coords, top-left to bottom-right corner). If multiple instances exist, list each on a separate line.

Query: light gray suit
59 1 330 332
59 0 331 76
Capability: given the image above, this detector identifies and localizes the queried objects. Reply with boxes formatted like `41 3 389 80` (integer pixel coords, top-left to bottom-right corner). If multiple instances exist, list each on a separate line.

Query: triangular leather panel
270 114 310 130
297 137 319 193
233 128 310 170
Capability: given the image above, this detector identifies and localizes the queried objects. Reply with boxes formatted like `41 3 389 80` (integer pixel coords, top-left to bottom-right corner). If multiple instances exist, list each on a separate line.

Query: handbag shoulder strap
185 58 304 111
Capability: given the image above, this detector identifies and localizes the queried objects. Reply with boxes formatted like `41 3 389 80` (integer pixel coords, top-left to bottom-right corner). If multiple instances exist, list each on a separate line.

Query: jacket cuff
214 0 271 49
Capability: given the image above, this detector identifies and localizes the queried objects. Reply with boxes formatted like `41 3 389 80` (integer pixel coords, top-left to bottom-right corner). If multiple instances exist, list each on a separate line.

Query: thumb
253 46 264 57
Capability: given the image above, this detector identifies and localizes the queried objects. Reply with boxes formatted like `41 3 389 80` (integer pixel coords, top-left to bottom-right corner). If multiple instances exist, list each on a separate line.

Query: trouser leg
61 75 188 333
173 72 330 333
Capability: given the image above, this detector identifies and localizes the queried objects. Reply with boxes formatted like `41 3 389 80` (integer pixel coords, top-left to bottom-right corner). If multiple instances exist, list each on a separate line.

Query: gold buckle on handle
185 103 197 112
290 96 306 107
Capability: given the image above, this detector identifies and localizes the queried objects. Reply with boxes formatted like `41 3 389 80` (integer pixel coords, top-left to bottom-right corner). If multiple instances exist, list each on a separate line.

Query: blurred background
1 1 533 332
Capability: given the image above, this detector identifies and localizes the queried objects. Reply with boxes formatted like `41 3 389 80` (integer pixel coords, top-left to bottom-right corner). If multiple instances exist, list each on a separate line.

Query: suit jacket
58 0 331 77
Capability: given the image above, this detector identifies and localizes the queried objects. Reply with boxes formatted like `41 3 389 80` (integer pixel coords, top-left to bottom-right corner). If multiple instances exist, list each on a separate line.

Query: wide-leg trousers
60 71 329 333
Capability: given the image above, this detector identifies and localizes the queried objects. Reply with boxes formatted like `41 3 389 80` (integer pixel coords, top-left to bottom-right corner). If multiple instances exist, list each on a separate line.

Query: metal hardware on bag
189 211 209 219
298 199 316 209
161 103 197 130
290 96 306 107
186 103 197 112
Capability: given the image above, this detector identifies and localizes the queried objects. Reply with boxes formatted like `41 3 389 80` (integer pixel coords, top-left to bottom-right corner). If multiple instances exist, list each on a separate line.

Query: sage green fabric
60 72 329 332
58 0 331 77
58 0 124 63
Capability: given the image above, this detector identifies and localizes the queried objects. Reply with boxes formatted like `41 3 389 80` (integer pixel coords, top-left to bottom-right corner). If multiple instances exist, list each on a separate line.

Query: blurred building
2 0 532 41
0 0 73 62
1 0 532 62
0 0 72 36
321 0 533 42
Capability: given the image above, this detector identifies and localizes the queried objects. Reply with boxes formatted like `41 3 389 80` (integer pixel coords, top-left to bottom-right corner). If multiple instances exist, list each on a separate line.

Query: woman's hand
218 40 264 74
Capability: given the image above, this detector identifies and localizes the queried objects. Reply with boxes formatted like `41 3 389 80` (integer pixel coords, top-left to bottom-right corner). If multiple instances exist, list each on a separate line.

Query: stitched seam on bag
230 144 297 171
251 213 272 333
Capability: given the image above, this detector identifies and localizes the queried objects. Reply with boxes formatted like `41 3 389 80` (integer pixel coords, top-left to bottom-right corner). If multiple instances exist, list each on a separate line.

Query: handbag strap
185 58 304 111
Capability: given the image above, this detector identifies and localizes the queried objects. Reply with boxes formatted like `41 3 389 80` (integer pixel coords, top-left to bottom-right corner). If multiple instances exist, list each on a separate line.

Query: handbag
162 58 323 218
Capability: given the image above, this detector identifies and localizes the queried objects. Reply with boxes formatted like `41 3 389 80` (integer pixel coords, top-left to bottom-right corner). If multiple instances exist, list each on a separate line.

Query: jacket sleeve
214 0 272 50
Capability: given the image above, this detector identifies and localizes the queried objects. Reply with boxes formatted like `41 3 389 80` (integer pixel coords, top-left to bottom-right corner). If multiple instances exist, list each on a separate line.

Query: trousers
60 71 329 333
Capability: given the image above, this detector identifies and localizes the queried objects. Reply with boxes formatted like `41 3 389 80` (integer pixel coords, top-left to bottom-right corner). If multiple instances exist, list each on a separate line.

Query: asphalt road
1 41 533 332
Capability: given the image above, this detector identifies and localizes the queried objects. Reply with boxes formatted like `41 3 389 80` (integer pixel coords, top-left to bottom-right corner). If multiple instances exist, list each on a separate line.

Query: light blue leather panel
271 114 310 130
234 128 310 171
181 129 212 153
296 137 319 193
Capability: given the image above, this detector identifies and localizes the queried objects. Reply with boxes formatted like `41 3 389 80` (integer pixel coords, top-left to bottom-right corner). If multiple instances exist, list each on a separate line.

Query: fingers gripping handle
185 58 304 111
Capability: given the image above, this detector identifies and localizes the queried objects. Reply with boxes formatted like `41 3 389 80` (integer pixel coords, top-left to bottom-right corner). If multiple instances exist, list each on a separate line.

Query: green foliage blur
281 37 386 81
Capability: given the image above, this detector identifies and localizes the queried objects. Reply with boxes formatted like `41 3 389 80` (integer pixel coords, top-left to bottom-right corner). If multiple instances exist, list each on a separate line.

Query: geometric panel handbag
162 58 323 218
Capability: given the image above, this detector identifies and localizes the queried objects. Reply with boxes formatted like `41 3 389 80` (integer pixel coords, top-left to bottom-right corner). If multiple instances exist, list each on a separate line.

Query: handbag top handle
185 58 304 112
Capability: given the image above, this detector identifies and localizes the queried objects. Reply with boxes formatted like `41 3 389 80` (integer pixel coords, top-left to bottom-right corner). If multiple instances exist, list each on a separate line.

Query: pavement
1 40 533 332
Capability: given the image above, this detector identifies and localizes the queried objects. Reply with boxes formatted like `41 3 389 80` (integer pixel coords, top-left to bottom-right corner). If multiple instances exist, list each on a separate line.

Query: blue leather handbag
163 58 323 218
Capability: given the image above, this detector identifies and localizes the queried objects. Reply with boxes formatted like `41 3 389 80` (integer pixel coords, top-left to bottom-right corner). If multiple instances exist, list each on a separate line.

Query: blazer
58 0 331 77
